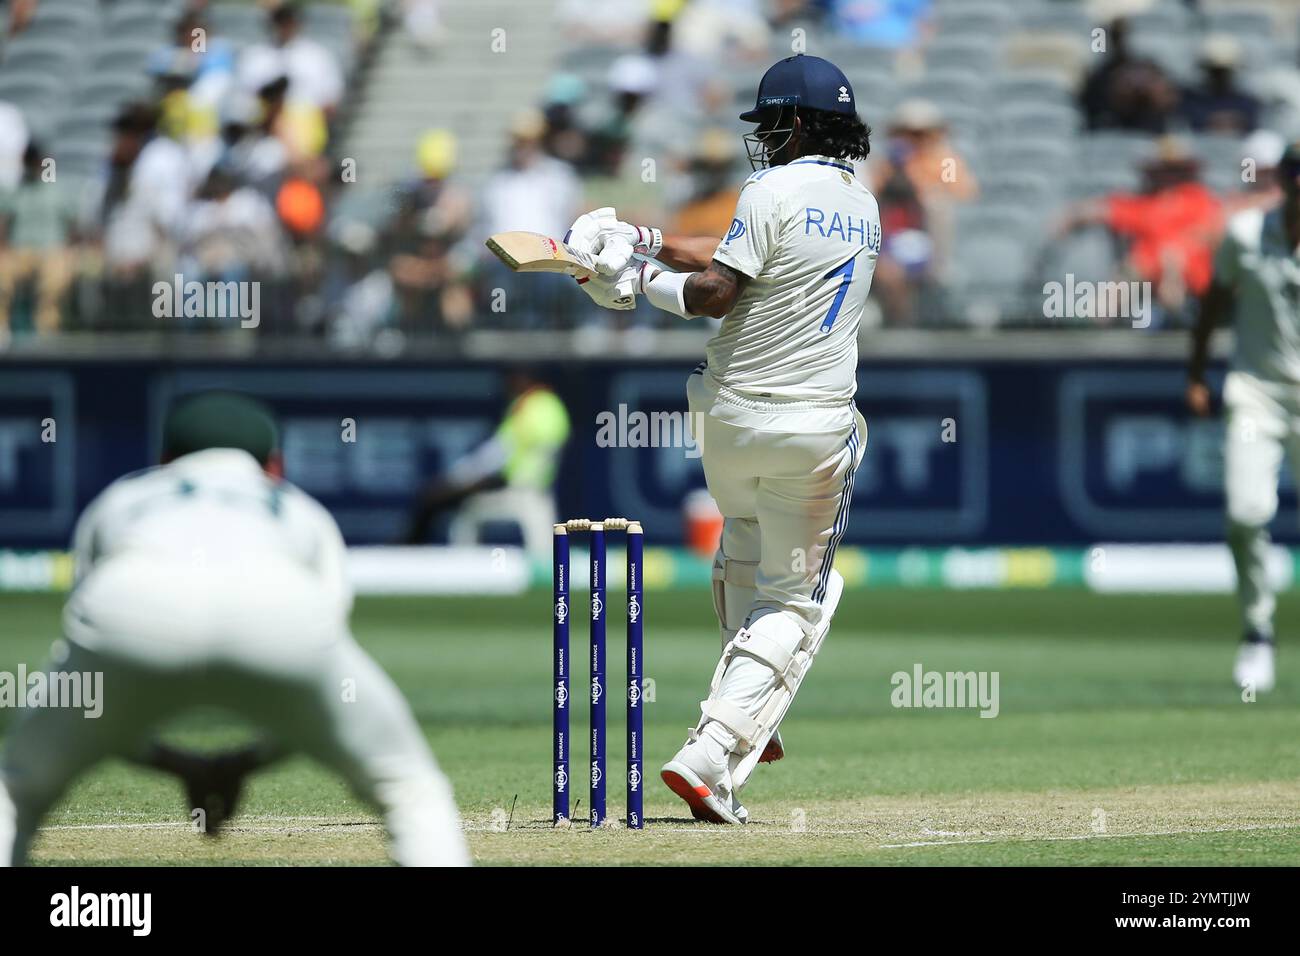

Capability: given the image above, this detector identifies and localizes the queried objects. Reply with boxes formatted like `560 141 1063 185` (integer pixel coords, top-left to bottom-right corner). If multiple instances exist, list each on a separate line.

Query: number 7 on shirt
821 253 857 333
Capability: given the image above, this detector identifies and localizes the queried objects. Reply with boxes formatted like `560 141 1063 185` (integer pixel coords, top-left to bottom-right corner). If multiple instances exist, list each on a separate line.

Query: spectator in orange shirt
1058 137 1223 326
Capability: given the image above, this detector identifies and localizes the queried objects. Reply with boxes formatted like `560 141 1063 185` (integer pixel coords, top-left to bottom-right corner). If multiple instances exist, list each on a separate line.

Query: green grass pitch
2 587 1299 865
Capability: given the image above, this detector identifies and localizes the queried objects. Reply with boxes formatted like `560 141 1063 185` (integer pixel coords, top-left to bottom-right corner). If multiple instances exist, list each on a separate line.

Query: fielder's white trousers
0 553 469 866
1223 370 1300 638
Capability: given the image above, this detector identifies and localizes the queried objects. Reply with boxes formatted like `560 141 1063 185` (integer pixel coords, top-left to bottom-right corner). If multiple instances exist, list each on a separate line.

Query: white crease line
44 816 374 832
474 821 1300 840
40 820 1300 846
877 822 1300 848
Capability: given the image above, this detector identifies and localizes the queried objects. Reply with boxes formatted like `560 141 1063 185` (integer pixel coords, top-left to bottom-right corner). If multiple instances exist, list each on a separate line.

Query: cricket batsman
0 393 469 865
568 54 879 822
1188 142 1300 695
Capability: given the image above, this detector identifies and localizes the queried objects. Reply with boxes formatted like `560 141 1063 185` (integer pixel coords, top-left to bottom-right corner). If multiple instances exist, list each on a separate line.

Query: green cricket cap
162 392 279 464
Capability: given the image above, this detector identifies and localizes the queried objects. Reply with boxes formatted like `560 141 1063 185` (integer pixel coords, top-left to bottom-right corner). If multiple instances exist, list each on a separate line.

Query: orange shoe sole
661 767 729 824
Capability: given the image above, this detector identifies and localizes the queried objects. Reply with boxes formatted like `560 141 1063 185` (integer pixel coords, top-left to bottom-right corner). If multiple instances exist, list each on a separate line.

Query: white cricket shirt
71 448 352 615
1216 207 1300 385
708 154 881 403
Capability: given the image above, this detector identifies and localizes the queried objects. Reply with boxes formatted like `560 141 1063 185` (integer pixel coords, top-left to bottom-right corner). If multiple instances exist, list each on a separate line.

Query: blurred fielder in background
566 54 878 823
1189 142 1300 695
0 393 469 866
404 367 570 559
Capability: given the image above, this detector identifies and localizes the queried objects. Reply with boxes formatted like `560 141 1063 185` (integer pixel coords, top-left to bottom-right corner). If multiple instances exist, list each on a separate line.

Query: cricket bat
485 231 600 279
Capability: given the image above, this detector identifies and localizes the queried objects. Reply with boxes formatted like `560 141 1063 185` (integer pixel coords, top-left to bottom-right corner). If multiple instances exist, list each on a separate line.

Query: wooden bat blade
485 231 599 279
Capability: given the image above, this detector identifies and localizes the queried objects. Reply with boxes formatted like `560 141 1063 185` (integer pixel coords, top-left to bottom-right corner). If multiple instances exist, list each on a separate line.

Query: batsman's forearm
655 235 720 272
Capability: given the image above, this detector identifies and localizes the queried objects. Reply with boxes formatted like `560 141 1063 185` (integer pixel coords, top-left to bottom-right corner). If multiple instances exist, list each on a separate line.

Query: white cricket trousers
1223 370 1300 638
689 370 867 631
0 553 469 866
684 370 866 765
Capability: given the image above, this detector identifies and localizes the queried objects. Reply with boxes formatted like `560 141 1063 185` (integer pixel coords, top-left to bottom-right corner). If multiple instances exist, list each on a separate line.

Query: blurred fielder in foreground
1189 142 1300 695
566 54 879 822
0 393 469 865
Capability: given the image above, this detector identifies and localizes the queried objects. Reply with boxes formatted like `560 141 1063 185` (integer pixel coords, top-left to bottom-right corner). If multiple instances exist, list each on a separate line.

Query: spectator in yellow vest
404 369 570 557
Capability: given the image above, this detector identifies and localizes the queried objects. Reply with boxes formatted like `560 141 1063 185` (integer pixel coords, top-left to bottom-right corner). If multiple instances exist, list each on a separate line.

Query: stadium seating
0 0 359 184
1 0 1299 336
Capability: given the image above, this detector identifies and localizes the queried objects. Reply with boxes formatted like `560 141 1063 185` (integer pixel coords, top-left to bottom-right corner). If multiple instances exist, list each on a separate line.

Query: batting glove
594 221 663 262
626 259 666 293
576 256 638 310
565 207 620 256
592 235 637 276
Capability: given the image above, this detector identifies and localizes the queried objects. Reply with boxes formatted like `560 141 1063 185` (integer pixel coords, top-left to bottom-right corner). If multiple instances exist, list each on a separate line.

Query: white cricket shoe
661 730 745 825
1234 636 1276 694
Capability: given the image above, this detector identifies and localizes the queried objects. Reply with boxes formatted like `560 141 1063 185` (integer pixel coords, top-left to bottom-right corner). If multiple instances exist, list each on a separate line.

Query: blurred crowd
1060 9 1286 327
487 0 1300 330
3 0 1300 345
0 0 385 345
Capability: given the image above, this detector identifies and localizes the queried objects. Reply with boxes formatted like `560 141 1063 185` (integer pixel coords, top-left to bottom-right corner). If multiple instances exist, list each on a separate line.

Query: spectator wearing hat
482 110 581 242
1080 17 1180 133
580 55 669 229
385 130 474 332
669 129 742 240
178 161 289 330
867 99 977 325
238 4 338 166
149 10 239 113
0 144 80 343
223 80 292 201
243 2 344 117
641 15 728 123
541 74 591 166
479 111 582 328
1180 34 1261 135
583 54 660 177
96 103 193 303
1058 137 1224 326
